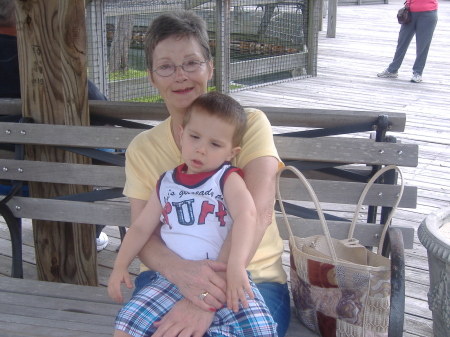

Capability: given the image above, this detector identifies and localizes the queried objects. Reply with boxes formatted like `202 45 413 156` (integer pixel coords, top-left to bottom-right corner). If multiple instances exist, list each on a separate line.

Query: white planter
418 207 450 337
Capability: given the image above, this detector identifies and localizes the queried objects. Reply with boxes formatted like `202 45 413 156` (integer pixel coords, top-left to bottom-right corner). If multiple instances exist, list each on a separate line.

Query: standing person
0 0 109 251
123 10 290 337
377 0 438 83
109 92 277 336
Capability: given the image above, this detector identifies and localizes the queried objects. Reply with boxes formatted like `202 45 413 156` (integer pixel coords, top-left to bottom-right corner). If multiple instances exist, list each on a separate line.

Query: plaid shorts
115 272 278 337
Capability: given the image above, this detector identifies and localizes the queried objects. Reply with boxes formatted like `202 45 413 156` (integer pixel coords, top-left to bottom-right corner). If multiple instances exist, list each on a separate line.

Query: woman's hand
166 259 228 311
152 298 215 337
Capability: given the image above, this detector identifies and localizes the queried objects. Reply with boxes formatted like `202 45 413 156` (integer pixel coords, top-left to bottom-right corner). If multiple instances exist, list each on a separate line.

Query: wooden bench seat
0 100 418 336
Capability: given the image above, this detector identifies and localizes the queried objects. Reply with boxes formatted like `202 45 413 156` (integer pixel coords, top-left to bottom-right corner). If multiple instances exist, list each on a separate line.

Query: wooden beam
0 99 408 131
327 0 337 38
14 0 98 285
214 0 231 93
307 0 320 75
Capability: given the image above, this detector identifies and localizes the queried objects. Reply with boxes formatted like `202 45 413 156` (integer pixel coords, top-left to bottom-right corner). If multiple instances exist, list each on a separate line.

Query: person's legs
387 14 418 73
116 273 182 337
257 282 291 337
412 10 438 75
133 272 289 336
210 277 277 336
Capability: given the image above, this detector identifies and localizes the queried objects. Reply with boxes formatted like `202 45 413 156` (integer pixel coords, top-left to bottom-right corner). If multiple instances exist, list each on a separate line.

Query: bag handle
276 165 404 260
276 166 338 263
348 165 404 253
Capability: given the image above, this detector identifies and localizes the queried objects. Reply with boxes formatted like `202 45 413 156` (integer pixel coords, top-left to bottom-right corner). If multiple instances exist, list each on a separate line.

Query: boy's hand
108 267 133 303
226 266 254 313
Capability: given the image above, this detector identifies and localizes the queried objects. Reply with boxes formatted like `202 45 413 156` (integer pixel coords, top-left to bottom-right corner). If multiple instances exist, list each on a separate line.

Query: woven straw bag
276 165 404 336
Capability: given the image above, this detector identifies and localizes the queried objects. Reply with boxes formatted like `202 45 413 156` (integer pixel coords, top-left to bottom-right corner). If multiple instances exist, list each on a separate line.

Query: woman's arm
244 156 280 258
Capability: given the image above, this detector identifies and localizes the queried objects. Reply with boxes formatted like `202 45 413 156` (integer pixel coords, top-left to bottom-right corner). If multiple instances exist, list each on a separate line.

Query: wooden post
327 0 337 38
319 0 324 31
307 0 320 76
214 0 230 94
14 0 98 285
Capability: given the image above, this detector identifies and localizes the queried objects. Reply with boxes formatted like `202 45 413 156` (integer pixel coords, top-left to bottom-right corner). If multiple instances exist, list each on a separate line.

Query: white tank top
157 162 242 261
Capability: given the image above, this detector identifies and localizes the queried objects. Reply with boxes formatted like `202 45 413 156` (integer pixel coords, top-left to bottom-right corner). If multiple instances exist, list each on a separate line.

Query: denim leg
256 282 291 337
133 270 157 296
387 14 418 73
412 10 438 75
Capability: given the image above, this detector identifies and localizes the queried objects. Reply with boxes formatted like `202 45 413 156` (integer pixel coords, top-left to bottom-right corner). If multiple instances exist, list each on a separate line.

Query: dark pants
388 10 438 75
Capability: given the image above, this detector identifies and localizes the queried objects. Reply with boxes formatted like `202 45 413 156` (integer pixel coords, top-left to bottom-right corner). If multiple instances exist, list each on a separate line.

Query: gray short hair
144 11 211 71
0 0 16 28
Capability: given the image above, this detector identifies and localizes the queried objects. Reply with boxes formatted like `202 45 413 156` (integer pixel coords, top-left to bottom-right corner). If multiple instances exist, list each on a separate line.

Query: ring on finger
199 291 209 301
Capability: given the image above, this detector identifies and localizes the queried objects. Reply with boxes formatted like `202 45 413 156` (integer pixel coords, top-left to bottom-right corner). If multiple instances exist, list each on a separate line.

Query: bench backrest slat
0 99 407 131
275 137 418 167
276 216 414 249
5 195 415 249
278 177 417 208
0 122 141 149
0 159 416 208
0 122 418 167
0 159 125 187
8 197 129 226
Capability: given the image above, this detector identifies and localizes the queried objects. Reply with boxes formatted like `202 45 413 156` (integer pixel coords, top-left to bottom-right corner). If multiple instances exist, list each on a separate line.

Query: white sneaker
96 232 109 252
377 69 398 78
411 72 422 83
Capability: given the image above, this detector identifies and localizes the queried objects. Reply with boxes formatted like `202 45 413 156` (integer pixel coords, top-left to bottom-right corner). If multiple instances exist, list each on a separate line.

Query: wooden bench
0 100 418 336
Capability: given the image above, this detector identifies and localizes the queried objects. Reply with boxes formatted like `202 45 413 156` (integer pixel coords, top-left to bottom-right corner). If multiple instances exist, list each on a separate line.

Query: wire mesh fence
85 0 320 101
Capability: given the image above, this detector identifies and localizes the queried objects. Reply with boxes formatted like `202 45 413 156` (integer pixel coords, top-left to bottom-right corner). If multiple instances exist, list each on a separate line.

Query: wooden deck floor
231 1 449 336
1 0 448 336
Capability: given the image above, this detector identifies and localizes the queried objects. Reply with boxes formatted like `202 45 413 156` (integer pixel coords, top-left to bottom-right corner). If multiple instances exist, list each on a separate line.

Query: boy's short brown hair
183 92 247 147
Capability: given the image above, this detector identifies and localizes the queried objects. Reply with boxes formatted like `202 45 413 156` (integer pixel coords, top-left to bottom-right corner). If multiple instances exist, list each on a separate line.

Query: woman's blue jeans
134 270 291 337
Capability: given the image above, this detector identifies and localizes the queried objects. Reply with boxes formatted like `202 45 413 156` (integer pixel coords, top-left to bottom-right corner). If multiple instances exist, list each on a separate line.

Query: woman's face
148 35 213 114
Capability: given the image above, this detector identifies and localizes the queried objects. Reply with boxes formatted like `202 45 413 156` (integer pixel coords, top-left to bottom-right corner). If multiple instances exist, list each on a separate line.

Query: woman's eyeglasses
151 60 209 77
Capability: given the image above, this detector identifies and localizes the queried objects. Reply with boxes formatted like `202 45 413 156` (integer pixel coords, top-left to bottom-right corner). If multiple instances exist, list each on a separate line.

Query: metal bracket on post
380 135 398 225
373 114 391 143
367 115 392 224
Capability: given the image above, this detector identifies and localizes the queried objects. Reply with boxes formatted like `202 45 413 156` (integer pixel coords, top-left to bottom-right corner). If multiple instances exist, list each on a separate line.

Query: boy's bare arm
108 191 162 302
223 171 257 311
217 156 279 265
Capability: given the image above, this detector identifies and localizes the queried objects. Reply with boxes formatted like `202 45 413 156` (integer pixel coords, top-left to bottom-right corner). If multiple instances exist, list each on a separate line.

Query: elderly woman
120 10 290 337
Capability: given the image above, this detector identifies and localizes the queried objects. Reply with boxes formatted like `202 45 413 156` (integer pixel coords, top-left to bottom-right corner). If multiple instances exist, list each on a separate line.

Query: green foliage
109 69 147 81
126 95 165 103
